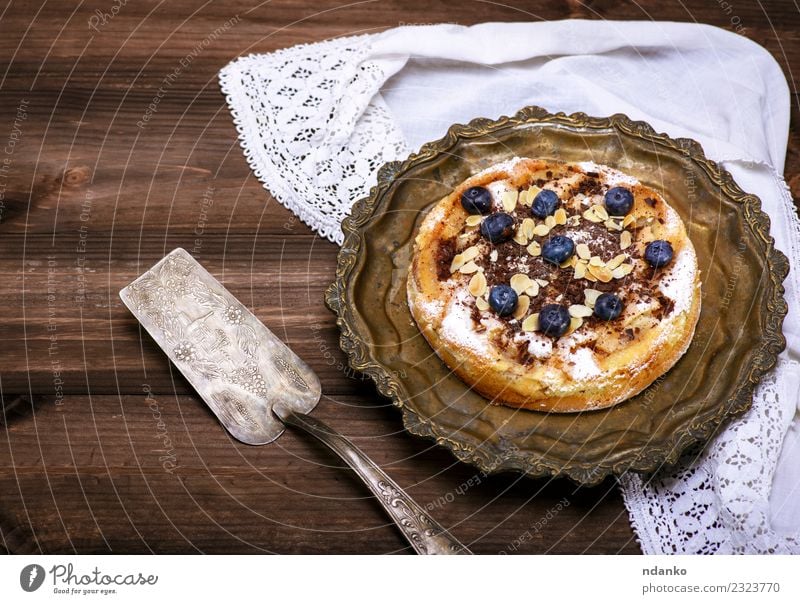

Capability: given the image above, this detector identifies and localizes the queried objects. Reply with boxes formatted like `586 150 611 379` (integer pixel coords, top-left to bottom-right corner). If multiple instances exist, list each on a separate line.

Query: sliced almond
584 288 603 306
574 261 587 279
468 272 487 297
593 204 609 221
521 217 536 239
560 256 577 269
459 261 480 274
589 256 604 267
513 295 530 320
476 296 490 311
525 186 542 205
502 190 518 213
513 230 529 246
465 215 482 227
576 243 591 260
568 304 593 318
607 253 627 270
649 222 664 240
622 214 636 228
522 313 539 332
510 273 533 294
461 246 480 262
611 266 627 280
526 241 542 256
533 224 551 237
535 279 549 287
450 253 465 272
604 219 622 232
613 263 634 278
545 215 556 228
566 316 583 334
588 264 613 282
554 208 568 225
620 230 633 250
525 281 540 297
582 208 602 223
584 270 598 282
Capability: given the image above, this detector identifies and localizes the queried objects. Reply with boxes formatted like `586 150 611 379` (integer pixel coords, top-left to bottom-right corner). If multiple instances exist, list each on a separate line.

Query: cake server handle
274 404 472 555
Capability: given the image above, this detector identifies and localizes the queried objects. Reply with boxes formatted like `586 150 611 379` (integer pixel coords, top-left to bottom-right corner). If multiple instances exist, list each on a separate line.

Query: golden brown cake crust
407 157 701 413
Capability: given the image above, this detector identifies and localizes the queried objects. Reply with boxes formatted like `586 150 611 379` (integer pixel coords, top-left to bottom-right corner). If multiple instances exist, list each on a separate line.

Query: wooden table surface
1 0 798 555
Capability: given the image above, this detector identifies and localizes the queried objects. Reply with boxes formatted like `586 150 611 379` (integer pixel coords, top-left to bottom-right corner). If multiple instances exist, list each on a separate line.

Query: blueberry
480 212 515 244
541 235 575 266
531 189 560 218
594 293 624 321
488 285 518 317
644 240 674 268
604 187 634 216
461 186 492 214
538 304 571 338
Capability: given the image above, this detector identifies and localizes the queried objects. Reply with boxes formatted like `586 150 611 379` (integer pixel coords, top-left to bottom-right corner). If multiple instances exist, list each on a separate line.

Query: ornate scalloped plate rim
325 106 789 486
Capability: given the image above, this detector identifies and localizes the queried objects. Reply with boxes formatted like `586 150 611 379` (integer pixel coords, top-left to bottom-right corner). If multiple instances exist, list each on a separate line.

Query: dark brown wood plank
0 394 637 554
1 0 797 554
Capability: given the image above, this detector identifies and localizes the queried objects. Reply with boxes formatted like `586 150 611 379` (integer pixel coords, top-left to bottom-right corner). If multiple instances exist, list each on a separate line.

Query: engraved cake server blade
120 248 470 555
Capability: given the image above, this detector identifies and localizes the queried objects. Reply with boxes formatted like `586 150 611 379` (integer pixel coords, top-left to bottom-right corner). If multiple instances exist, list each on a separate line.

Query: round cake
407 157 701 412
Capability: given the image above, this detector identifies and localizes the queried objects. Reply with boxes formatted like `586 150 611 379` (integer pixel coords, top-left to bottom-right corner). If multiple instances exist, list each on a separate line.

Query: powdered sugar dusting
578 161 638 186
560 328 594 347
439 291 489 356
568 347 602 381
516 332 553 359
563 228 591 244
659 194 683 230
416 296 445 317
485 179 515 212
659 246 697 315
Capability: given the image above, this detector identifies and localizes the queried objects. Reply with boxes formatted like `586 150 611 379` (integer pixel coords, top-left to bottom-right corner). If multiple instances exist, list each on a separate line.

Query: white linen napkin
219 20 800 554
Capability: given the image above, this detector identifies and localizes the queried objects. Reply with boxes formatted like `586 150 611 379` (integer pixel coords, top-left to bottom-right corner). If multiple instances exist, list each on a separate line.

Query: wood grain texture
1 0 798 554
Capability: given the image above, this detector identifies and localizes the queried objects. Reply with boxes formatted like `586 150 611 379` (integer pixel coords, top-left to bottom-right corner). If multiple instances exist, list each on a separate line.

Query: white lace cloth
220 21 800 554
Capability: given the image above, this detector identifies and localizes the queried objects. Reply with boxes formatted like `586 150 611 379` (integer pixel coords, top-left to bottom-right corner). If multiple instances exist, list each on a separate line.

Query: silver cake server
120 248 470 555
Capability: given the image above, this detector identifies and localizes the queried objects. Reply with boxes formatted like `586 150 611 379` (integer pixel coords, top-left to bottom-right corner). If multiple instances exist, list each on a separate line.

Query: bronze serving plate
325 107 788 485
